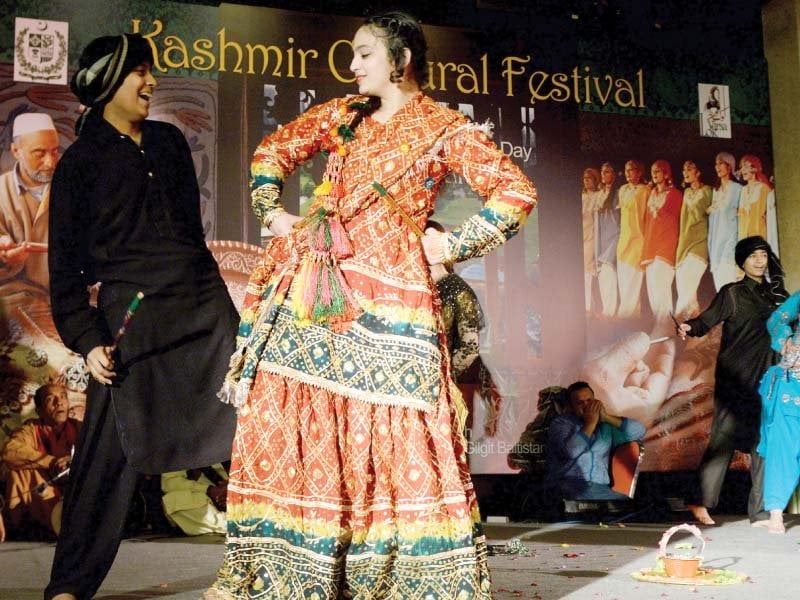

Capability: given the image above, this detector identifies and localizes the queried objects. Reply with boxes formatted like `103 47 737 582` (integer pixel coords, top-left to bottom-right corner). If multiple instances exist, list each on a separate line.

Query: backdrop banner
0 1 776 475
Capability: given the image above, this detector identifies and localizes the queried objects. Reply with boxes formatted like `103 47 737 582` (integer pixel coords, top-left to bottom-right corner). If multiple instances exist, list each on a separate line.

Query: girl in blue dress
758 290 800 533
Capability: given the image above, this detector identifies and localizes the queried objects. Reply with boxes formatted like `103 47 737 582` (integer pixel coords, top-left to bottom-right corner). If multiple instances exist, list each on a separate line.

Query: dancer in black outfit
45 34 238 600
677 236 787 526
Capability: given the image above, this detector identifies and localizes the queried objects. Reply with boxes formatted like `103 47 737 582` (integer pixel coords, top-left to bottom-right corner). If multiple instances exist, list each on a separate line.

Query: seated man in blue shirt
546 380 646 500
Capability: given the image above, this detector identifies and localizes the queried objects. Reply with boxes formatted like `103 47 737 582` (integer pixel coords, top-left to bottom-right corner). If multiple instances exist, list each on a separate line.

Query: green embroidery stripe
259 307 441 408
252 174 284 189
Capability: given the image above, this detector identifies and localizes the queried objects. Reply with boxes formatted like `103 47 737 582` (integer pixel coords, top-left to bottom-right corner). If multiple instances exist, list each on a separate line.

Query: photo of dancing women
205 11 537 600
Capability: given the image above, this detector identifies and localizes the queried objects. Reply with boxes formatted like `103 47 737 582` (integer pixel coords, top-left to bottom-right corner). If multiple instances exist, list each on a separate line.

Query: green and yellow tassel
291 208 361 325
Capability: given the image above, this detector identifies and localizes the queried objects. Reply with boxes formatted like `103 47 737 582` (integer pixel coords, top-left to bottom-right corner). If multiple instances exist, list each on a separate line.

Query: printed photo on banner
699 83 731 138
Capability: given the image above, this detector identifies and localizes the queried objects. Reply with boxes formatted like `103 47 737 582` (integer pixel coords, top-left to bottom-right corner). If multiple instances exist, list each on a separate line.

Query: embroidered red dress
209 93 537 599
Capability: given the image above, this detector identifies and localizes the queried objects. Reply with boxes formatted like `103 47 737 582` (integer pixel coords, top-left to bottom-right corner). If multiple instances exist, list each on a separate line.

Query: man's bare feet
687 504 715 525
751 519 770 528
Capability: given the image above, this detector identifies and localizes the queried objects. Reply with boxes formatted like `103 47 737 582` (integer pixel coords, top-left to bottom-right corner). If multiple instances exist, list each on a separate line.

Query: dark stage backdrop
0 0 776 474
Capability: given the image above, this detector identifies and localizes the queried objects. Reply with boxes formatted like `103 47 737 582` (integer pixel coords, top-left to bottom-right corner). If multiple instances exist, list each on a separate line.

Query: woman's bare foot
767 510 786 534
52 594 78 600
687 504 715 525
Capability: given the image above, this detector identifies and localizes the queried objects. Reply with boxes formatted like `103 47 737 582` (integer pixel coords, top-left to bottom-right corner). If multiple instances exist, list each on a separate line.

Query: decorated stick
669 310 683 333
110 291 144 351
372 182 425 237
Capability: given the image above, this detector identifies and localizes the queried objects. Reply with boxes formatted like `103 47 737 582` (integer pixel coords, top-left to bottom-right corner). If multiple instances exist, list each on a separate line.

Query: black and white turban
70 33 153 133
734 235 787 300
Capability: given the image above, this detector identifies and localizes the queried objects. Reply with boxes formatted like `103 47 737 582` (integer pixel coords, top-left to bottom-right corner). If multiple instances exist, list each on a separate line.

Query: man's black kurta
49 115 238 473
685 275 786 449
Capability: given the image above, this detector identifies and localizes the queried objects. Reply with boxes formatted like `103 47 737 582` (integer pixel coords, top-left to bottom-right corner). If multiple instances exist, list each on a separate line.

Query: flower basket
632 523 746 586
657 523 706 578
662 555 702 578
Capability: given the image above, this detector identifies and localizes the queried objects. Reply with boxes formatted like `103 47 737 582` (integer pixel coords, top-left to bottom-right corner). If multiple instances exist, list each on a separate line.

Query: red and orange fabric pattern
210 93 537 599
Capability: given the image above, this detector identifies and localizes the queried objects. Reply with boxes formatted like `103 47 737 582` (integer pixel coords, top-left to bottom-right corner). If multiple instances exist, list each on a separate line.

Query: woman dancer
641 160 682 322
738 154 770 241
595 162 620 318
582 167 600 314
616 160 649 318
675 160 712 318
205 12 537 599
707 152 741 290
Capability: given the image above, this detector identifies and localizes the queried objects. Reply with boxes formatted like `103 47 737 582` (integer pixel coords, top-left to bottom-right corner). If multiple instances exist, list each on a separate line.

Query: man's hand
581 332 676 426
47 455 71 480
0 243 31 267
677 323 691 340
86 345 116 385
583 398 602 428
51 455 71 474
597 400 623 428
206 482 227 512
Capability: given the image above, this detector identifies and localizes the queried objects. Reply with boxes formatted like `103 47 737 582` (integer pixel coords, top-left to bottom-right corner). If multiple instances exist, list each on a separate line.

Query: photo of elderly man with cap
44 33 238 600
0 112 59 310
676 235 788 527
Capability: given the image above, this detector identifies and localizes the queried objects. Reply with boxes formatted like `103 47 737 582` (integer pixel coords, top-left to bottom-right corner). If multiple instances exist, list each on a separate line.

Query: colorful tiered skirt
207 371 492 599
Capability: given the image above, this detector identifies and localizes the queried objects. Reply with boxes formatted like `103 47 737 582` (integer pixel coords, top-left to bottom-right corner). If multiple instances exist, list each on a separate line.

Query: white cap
12 113 56 138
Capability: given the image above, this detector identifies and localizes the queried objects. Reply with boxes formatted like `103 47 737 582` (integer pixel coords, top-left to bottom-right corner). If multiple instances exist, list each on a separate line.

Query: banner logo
14 18 69 84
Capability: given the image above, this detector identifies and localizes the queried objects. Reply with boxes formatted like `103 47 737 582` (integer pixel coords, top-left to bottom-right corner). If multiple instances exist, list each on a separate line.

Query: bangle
264 207 286 231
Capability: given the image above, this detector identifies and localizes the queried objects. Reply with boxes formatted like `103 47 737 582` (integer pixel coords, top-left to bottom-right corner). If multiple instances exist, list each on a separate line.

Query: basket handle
657 523 706 558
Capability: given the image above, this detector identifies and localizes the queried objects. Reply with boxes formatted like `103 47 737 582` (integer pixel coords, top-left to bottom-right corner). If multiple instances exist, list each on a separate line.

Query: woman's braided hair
364 11 429 86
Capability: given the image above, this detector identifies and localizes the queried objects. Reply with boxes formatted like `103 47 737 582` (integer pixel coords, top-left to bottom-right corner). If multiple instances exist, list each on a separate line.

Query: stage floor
0 516 796 599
